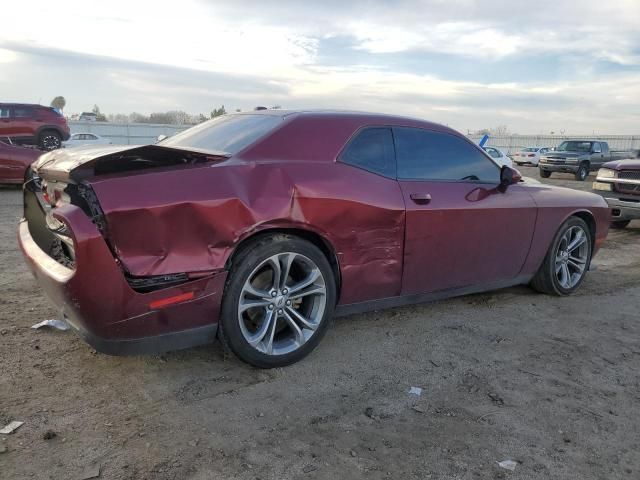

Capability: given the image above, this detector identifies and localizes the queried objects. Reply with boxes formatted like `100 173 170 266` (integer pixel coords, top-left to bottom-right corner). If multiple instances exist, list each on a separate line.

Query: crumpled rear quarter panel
89 159 406 305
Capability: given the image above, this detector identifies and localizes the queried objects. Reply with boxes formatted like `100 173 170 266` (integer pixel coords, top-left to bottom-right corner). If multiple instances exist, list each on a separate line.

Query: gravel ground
1 166 639 480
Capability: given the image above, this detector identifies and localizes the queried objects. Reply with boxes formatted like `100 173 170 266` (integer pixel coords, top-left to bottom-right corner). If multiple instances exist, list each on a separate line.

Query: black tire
539 169 551 178
530 216 592 296
219 234 336 368
574 163 589 181
610 220 630 229
38 130 62 151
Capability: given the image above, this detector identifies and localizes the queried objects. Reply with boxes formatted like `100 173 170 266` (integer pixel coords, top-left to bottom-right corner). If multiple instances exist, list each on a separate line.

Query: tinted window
0 106 9 118
395 127 499 182
161 114 282 154
592 142 601 153
14 107 34 118
339 127 395 178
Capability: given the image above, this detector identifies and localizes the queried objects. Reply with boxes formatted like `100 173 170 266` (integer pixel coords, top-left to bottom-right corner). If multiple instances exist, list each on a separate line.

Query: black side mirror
499 166 522 192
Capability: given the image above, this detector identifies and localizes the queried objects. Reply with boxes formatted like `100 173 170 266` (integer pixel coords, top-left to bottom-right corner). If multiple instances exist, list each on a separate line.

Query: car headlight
597 168 616 179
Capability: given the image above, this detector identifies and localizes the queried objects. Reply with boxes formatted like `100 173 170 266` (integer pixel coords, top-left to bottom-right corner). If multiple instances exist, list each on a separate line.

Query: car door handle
410 193 432 204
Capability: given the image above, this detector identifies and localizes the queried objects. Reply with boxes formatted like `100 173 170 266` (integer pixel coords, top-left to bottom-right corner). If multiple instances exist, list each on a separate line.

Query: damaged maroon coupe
19 111 610 367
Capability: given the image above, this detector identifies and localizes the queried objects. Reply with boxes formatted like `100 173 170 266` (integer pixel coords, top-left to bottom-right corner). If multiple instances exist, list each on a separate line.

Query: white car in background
512 147 550 166
483 146 513 168
63 133 112 148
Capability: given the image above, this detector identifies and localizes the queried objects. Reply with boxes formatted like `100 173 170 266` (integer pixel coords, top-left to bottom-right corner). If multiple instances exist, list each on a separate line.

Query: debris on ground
31 319 70 331
0 421 24 434
43 430 57 440
303 464 317 473
79 465 101 479
409 386 423 396
497 460 517 471
0 444 8 454
488 392 504 405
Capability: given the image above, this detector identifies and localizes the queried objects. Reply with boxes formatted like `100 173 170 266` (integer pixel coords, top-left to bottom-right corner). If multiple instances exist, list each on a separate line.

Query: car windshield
556 141 592 152
523 148 539 152
160 114 283 155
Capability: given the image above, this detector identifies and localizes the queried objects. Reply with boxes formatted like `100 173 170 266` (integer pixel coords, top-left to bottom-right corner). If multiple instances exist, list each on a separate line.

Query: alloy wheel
554 225 589 289
42 135 61 150
237 252 327 356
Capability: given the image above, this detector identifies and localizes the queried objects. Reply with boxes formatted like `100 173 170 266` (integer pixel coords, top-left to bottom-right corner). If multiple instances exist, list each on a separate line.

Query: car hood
602 158 640 170
33 144 230 182
34 145 135 178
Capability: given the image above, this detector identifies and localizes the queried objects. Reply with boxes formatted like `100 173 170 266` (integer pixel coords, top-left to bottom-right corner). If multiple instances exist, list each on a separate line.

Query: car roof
0 103 48 108
234 109 456 133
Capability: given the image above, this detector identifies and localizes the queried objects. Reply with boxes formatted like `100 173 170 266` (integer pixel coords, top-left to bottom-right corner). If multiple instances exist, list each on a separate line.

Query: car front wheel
530 217 592 295
539 169 551 178
575 163 589 181
219 234 336 368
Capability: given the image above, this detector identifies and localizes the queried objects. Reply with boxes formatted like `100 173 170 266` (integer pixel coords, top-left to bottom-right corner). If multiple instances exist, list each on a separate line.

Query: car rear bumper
18 200 227 355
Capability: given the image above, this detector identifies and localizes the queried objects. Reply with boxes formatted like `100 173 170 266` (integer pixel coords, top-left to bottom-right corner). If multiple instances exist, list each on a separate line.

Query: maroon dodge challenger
19 111 610 367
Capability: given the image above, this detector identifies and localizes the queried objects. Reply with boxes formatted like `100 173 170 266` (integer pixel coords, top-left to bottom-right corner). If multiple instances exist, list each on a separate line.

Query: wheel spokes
247 309 276 348
567 229 586 253
282 310 306 346
238 251 326 356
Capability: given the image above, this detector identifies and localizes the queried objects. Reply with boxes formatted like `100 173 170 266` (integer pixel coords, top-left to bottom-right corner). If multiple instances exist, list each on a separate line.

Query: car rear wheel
530 217 592 296
39 130 62 151
219 234 336 368
575 163 589 181
539 169 551 178
610 220 630 229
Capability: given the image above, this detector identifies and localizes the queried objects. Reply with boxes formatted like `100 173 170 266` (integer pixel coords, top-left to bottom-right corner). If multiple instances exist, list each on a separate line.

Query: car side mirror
499 166 522 191
156 134 167 143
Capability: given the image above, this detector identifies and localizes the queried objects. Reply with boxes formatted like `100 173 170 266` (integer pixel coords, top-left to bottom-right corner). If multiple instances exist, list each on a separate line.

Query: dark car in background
19 110 610 368
0 103 71 150
592 159 640 228
539 140 637 181
0 140 41 184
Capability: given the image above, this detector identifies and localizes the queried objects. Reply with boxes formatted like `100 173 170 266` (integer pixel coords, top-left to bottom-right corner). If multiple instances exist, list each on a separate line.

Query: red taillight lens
528 154 535 157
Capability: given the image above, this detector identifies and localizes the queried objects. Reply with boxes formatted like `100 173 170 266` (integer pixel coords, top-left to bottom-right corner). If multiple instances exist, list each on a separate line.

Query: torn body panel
89 160 406 305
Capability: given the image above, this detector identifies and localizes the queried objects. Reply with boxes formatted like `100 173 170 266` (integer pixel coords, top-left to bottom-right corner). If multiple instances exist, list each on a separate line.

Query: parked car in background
592 159 640 229
63 133 112 148
483 146 513 168
20 110 610 368
0 140 41 184
539 140 638 181
512 147 550 166
78 112 98 122
0 103 71 150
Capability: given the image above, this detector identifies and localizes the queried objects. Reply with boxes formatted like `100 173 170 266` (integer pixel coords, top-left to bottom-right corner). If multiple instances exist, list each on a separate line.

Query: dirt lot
1 166 639 480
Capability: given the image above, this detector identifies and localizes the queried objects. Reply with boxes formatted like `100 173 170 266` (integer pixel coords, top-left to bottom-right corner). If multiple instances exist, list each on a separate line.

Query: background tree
50 96 66 111
211 105 226 118
92 104 107 122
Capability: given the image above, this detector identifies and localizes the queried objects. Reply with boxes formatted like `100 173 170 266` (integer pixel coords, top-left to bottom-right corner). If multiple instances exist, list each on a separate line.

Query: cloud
1 0 639 133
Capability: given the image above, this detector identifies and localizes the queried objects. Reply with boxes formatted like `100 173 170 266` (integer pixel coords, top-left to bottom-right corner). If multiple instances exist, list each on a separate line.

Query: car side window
87 134 97 140
394 127 500 183
592 142 601 153
13 107 33 118
339 127 396 178
486 148 501 159
0 106 9 118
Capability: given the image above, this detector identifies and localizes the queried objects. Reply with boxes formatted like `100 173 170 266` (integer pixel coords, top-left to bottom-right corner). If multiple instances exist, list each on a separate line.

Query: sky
1 0 639 134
